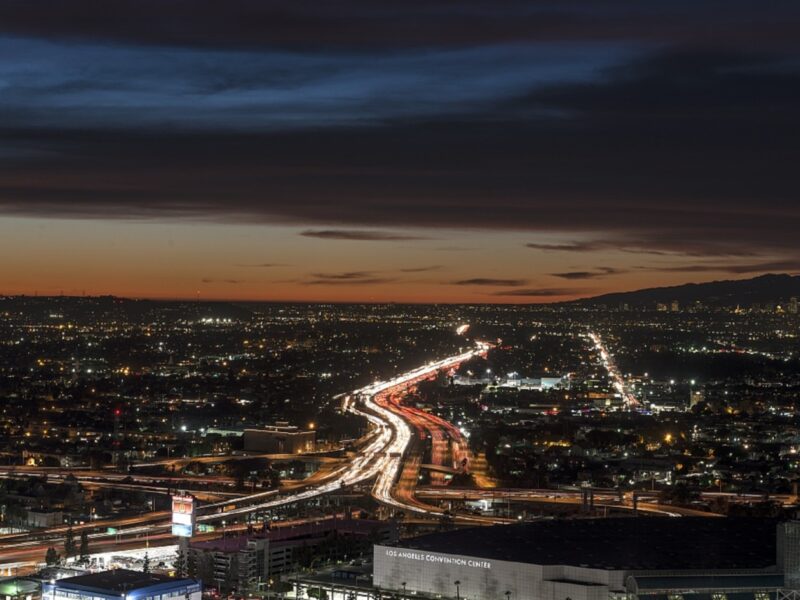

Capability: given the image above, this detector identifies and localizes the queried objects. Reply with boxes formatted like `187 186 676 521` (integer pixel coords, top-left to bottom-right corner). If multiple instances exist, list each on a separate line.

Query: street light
401 582 407 600
454 581 461 600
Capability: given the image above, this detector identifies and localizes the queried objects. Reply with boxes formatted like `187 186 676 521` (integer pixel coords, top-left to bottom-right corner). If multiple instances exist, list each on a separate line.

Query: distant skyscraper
789 297 798 315
670 300 680 312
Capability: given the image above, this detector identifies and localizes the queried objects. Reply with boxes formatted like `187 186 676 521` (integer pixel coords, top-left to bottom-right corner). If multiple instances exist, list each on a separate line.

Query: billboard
172 494 195 538
172 522 193 537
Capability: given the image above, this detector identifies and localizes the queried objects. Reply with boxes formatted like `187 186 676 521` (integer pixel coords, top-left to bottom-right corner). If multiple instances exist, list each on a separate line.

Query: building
26 509 63 529
690 389 706 409
374 518 788 600
188 517 397 591
43 570 201 600
453 374 569 391
0 579 39 600
243 423 315 454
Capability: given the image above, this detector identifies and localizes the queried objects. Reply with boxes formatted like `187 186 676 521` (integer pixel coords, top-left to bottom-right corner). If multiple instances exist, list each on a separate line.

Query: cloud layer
1 1 799 300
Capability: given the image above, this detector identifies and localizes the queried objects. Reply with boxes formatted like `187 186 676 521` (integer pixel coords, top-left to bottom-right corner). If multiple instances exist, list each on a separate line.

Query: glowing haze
1 1 799 302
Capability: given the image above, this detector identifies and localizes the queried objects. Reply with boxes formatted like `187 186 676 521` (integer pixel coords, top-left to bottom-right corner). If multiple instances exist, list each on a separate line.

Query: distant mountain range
569 273 800 308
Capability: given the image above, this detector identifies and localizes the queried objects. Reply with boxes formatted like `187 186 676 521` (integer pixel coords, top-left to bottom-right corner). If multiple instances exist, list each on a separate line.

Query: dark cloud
491 287 587 297
1 15 800 266
304 278 393 285
526 241 609 252
300 230 430 242
2 1 798 51
527 240 758 258
550 267 625 280
310 271 376 280
453 278 528 286
302 271 395 285
550 271 599 280
641 260 800 275
399 266 441 273
303 278 394 286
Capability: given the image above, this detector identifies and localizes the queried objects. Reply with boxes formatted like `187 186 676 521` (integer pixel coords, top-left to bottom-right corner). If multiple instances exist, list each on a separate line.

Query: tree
143 552 151 573
222 555 239 595
197 554 215 587
45 546 61 566
437 510 454 532
79 530 90 563
174 547 187 578
64 526 77 558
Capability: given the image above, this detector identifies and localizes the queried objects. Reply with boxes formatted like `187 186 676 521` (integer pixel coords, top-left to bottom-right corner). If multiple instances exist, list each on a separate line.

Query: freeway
413 487 724 518
349 344 514 524
0 344 489 566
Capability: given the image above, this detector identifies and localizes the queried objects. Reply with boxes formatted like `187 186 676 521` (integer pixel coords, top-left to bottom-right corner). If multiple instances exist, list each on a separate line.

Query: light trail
0 343 490 566
589 332 640 408
193 343 490 522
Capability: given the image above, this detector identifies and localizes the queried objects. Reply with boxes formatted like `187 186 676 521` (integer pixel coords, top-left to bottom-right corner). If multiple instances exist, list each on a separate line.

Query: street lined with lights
589 332 640 408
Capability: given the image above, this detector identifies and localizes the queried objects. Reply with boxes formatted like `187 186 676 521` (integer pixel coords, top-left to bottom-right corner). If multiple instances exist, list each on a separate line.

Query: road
413 487 725 518
589 331 640 408
0 344 489 567
3 338 752 569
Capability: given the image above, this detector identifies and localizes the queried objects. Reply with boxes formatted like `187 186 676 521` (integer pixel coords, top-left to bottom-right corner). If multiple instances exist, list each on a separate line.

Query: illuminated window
711 593 728 600
755 592 771 600
668 594 684 600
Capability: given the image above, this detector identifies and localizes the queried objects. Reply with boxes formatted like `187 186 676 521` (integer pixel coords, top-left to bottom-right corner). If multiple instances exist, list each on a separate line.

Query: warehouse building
243 423 315 454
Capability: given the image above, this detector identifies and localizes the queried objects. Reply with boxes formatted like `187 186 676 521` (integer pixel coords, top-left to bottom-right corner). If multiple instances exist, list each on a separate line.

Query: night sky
1 1 799 302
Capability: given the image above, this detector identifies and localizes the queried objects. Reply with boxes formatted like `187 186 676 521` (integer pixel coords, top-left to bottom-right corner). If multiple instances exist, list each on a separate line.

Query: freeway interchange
0 343 490 568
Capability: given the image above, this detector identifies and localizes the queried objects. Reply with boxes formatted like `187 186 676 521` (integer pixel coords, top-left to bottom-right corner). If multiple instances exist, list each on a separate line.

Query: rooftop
396 517 778 571
57 570 189 594
191 517 387 551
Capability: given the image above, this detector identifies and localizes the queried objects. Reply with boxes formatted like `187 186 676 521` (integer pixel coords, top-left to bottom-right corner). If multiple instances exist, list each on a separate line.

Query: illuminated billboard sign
172 522 193 537
172 494 195 538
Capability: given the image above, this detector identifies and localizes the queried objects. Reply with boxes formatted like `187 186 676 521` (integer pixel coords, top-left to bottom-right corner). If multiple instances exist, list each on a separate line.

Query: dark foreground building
374 518 795 600
189 516 397 591
43 570 201 600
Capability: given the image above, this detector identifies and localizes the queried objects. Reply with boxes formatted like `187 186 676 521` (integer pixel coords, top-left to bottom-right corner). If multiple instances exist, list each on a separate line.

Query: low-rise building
188 517 397 591
374 518 787 600
243 423 315 454
26 509 63 529
43 570 201 600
